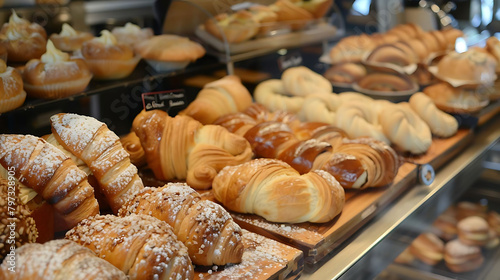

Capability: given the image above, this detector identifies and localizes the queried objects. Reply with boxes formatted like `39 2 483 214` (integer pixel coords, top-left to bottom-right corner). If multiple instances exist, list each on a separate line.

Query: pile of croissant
0 113 244 280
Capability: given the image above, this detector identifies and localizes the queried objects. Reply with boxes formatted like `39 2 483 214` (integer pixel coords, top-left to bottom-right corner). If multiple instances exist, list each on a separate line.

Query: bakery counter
299 114 500 280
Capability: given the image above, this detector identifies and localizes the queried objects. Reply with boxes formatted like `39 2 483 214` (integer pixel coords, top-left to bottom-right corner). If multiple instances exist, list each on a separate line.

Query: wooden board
401 129 473 170
200 162 417 265
193 229 303 280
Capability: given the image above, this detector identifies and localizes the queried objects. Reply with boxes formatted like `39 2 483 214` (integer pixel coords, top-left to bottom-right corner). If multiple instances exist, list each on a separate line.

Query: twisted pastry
0 134 99 229
118 183 244 266
132 109 253 189
180 75 253 124
254 79 304 113
213 158 345 223
281 66 333 96
66 214 193 280
298 92 340 123
409 92 458 138
50 113 144 214
0 239 127 280
379 102 432 154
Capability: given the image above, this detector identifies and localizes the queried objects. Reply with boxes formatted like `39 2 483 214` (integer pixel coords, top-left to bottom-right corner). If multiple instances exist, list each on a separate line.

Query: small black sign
142 90 186 112
278 51 303 71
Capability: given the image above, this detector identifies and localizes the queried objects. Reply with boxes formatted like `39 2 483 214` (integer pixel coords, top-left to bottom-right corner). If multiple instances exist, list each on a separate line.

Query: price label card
278 51 303 71
142 90 186 112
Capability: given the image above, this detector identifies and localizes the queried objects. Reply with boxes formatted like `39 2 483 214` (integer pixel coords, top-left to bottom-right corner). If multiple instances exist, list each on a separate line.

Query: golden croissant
0 239 128 280
132 109 253 189
49 113 144 213
212 158 345 223
0 134 99 230
66 214 194 280
118 183 244 266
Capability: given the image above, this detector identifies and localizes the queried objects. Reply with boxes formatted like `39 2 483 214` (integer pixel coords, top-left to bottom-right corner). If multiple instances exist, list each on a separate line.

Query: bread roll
0 59 25 113
409 92 458 138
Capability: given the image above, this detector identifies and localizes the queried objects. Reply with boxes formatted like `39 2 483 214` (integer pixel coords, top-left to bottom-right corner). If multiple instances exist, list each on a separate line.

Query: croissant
179 75 253 124
50 113 144 213
213 158 345 223
132 109 253 189
66 214 194 280
0 134 99 230
119 131 147 167
0 239 127 280
118 183 244 266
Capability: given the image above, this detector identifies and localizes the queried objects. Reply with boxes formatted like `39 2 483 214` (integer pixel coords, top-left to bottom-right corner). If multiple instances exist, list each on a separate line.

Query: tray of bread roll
382 178 500 280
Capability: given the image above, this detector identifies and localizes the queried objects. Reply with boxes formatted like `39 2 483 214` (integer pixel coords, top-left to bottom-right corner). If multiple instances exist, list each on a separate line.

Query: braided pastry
118 183 244 266
66 214 194 280
281 66 333 96
180 75 253 124
0 239 127 280
50 113 144 214
409 92 458 138
0 134 99 229
379 102 432 154
298 92 340 123
213 158 344 223
132 109 253 189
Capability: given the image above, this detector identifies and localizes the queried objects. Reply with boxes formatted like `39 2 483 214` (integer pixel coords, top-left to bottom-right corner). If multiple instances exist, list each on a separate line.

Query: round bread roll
0 10 47 62
80 30 140 80
444 239 484 273
281 66 332 96
49 23 94 52
409 92 458 138
423 82 489 114
436 50 497 86
254 79 304 113
23 40 92 99
409 232 444 265
0 59 26 113
457 216 490 246
134 34 205 62
204 10 260 44
111 22 153 48
0 177 38 260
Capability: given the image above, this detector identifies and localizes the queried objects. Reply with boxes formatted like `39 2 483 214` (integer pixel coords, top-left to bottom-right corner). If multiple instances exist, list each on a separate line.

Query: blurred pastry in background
324 62 366 84
457 216 490 246
444 239 484 273
409 232 444 265
49 23 94 52
111 22 154 48
204 10 260 43
0 59 25 112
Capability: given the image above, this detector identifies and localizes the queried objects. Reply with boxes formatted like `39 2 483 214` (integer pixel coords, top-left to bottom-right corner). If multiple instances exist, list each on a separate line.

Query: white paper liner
361 51 418 75
428 65 497 88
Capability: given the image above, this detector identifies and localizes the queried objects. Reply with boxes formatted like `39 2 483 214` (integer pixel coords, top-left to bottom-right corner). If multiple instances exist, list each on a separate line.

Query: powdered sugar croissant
132 109 253 189
0 134 99 230
118 183 244 266
50 113 144 213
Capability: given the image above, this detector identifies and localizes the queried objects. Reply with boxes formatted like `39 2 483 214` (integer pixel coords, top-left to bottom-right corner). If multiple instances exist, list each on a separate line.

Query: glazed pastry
204 10 260 43
22 40 92 99
134 34 205 71
50 113 144 213
80 30 140 80
0 177 38 260
409 232 444 265
111 22 153 48
281 66 333 96
119 132 146 168
66 214 193 279
213 158 345 223
49 23 94 52
179 75 252 124
444 239 484 273
0 10 47 62
132 110 253 189
0 59 25 113
119 183 244 266
0 134 99 230
379 102 432 154
0 239 127 280
457 216 490 246
409 92 458 138
254 79 304 113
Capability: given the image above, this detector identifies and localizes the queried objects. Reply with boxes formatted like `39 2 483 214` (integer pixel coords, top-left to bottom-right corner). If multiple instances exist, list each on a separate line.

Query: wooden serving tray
401 128 474 170
194 229 303 280
201 162 417 265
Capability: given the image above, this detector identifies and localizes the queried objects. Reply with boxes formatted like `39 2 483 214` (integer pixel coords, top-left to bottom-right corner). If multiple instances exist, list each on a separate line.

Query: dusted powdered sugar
51 113 103 153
